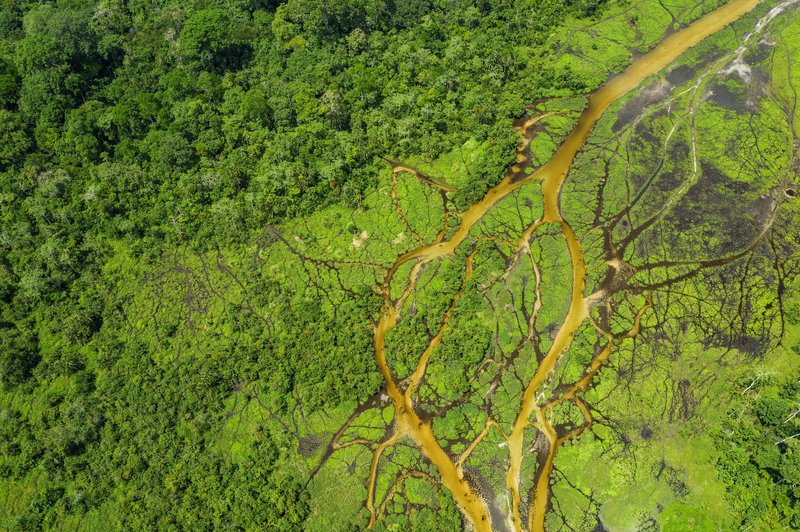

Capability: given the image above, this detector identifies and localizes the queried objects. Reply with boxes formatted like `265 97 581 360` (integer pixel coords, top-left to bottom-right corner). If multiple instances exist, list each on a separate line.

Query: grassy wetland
2 0 800 530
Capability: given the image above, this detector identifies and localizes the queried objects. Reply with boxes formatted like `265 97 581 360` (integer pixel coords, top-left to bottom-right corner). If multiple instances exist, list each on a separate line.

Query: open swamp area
1 0 800 530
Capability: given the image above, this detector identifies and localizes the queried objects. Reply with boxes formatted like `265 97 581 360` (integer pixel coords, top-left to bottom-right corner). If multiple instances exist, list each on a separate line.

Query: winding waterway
368 0 769 530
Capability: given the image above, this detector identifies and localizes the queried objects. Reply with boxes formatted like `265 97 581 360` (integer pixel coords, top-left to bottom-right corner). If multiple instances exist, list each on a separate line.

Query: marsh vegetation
1 0 799 530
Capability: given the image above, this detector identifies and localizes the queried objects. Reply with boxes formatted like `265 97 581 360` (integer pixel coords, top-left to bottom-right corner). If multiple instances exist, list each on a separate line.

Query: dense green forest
2 0 799 530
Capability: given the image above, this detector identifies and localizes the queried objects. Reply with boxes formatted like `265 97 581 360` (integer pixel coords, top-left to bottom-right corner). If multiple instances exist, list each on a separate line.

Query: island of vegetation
1 0 799 530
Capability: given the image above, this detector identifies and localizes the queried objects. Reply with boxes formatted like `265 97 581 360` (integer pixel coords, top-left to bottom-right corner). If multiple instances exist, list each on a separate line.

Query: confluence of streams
368 0 764 530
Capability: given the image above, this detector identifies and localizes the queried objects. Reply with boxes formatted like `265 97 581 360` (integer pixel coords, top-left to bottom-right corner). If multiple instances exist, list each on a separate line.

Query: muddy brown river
368 0 765 530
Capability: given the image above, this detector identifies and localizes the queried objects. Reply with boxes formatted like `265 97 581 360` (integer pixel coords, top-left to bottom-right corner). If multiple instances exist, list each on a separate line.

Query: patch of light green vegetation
405 138 493 190
305 445 371 531
767 12 800 138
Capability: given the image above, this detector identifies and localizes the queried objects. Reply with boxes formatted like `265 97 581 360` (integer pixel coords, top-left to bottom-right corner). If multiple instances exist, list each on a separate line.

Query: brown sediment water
367 0 764 530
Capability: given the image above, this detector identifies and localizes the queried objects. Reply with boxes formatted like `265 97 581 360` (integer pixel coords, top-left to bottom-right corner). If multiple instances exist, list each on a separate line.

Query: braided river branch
365 0 768 529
